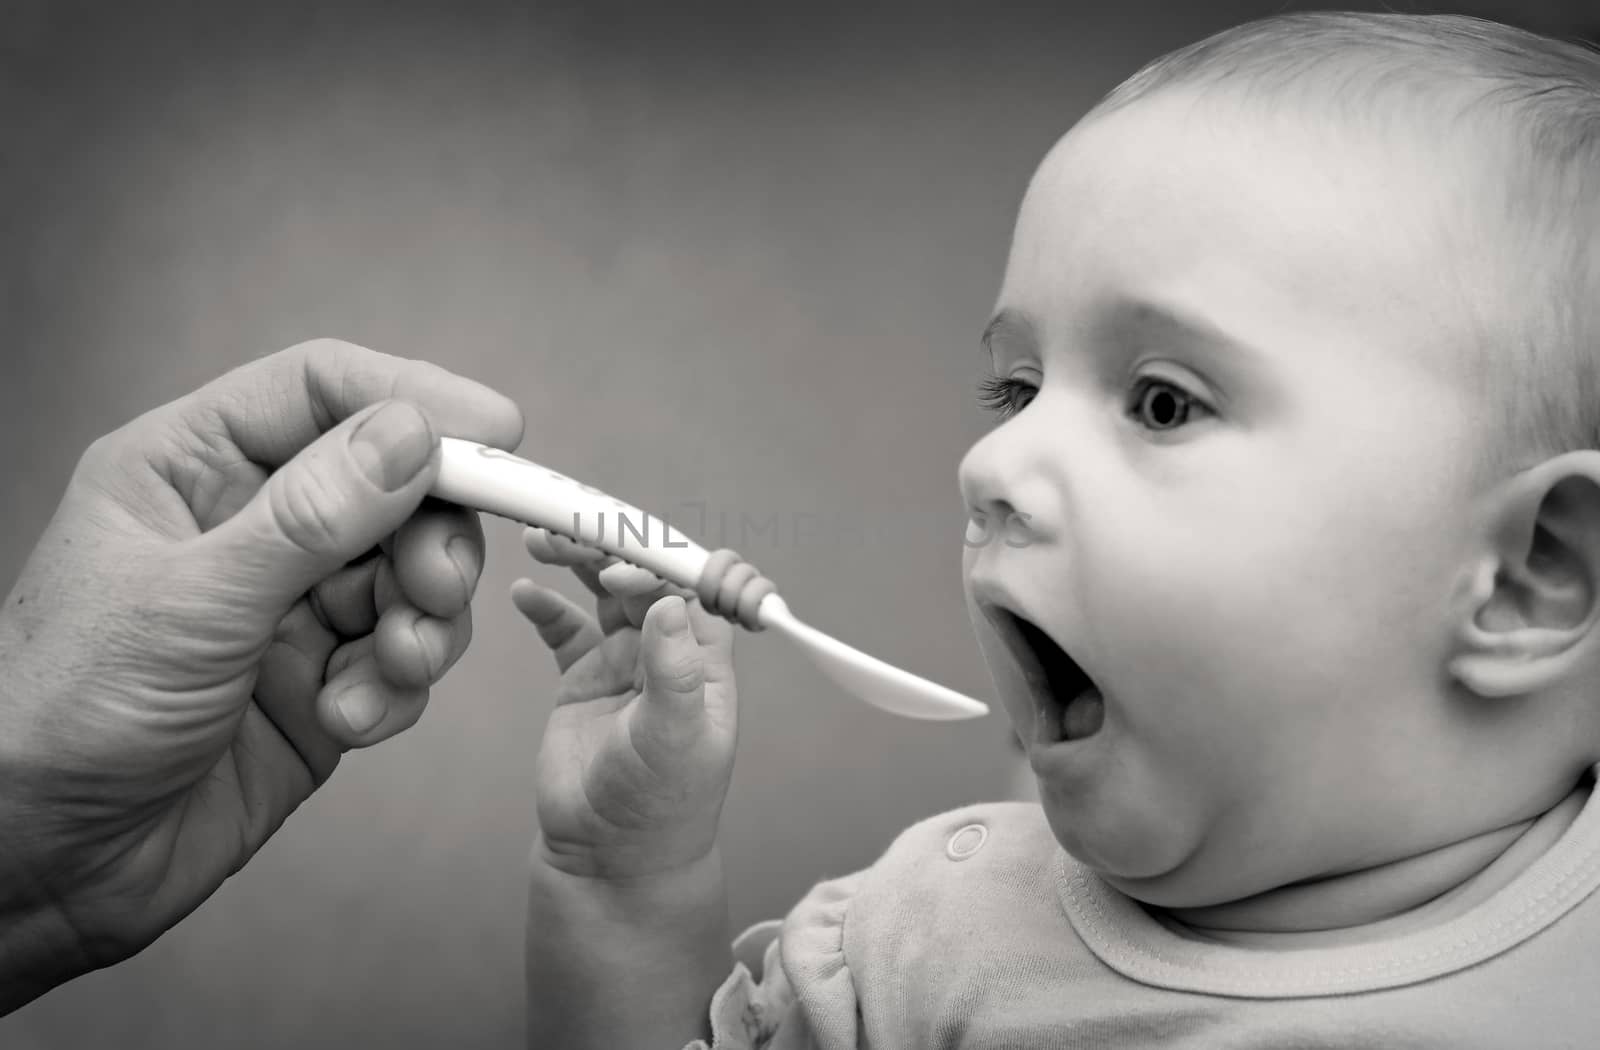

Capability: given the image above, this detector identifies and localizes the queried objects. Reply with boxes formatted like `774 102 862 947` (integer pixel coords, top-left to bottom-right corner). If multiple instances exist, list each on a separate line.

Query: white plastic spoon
431 438 989 722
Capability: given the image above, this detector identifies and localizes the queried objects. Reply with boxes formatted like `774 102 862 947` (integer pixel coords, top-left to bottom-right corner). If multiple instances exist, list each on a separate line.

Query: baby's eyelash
977 374 1037 420
977 372 1213 430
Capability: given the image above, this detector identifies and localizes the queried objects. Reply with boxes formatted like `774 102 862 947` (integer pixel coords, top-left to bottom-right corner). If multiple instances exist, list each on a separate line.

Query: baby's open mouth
987 607 1105 743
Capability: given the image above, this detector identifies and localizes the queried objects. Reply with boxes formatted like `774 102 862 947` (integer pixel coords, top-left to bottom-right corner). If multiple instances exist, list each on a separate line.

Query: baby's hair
1090 11 1600 473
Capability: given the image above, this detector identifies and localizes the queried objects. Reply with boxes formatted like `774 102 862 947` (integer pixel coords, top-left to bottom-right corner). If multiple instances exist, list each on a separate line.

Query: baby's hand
513 528 738 882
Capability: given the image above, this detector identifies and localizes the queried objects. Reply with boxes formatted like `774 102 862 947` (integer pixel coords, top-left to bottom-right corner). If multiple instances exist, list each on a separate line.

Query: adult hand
0 339 523 1011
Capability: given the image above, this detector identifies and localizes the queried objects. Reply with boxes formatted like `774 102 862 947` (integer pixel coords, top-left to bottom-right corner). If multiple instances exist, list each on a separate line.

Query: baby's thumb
196 400 440 612
637 596 709 730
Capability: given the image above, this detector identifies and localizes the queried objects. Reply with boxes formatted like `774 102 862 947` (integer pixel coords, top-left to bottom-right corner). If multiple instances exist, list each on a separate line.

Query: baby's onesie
687 780 1600 1048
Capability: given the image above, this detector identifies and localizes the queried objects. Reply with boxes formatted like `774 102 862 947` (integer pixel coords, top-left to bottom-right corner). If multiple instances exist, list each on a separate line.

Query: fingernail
658 596 688 636
447 535 476 598
350 402 434 492
335 686 387 735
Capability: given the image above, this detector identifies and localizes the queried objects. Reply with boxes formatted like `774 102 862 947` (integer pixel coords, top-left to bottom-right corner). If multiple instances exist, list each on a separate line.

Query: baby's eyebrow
981 308 1039 361
1103 297 1265 367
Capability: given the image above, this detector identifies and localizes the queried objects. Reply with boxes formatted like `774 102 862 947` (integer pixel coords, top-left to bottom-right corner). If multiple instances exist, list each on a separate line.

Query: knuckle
290 338 395 428
77 431 118 473
76 423 152 485
268 467 347 557
654 656 704 694
284 336 365 362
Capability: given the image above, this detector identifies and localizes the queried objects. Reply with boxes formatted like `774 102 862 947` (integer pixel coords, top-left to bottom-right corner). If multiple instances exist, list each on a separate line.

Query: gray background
3 1 1595 1046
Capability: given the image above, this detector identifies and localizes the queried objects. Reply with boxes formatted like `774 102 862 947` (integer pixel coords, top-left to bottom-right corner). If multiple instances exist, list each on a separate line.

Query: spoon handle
433 439 988 721
433 438 716 591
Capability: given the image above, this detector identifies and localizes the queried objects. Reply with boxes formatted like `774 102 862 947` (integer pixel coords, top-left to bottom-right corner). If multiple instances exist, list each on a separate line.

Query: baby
514 11 1600 1047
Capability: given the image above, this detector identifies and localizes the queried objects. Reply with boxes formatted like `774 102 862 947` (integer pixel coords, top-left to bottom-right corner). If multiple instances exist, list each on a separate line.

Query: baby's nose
963 502 1040 551
959 433 1047 550
958 430 1006 516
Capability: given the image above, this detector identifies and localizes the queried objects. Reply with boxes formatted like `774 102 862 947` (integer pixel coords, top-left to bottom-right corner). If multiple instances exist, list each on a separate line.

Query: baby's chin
1053 820 1314 913
1034 781 1250 909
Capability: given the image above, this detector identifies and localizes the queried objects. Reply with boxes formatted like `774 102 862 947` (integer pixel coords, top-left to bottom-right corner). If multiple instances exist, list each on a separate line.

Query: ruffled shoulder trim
776 870 866 1048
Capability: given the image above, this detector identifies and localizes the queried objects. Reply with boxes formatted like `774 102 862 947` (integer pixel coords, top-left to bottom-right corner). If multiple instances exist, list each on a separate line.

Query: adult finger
168 338 523 470
253 599 345 783
392 499 484 619
307 556 383 638
317 635 431 748
372 602 472 690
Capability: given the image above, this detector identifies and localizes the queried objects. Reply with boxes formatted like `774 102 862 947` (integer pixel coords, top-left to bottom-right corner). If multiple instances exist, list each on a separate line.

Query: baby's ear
1451 450 1600 697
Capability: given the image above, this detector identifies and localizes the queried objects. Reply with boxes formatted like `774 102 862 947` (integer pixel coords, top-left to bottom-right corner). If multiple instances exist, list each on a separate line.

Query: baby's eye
1128 377 1208 431
976 374 1038 421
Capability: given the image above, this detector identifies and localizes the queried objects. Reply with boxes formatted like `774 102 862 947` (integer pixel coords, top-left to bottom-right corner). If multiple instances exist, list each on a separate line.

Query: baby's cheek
1084 528 1319 752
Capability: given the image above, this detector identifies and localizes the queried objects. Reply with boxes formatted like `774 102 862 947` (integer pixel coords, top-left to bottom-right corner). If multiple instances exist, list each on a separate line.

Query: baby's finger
523 527 623 622
682 600 738 729
511 579 605 672
599 563 691 629
596 560 670 596
524 527 614 575
632 596 709 749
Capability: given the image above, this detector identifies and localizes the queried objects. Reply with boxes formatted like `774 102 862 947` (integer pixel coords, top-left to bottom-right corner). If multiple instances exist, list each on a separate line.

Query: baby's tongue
1062 688 1105 741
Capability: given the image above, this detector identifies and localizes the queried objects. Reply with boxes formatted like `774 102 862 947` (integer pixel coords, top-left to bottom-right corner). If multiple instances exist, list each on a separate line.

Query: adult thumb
196 399 440 611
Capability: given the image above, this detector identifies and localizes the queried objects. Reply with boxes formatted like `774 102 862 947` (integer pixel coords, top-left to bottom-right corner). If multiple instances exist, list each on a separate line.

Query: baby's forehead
1031 84 1479 209
996 90 1497 392
1009 90 1468 303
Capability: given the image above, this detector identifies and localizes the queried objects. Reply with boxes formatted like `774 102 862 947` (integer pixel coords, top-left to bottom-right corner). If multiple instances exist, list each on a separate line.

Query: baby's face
960 91 1502 907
